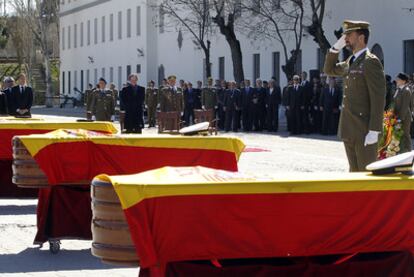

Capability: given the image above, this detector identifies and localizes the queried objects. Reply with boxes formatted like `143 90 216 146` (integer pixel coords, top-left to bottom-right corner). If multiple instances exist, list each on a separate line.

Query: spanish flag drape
0 120 117 159
18 129 245 184
99 167 414 273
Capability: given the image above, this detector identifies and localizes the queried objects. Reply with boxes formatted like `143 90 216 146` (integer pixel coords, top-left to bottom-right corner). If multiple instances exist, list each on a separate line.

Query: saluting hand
332 35 346 51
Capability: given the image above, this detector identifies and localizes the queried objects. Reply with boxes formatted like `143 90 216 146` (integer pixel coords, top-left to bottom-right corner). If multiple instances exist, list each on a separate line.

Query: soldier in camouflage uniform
89 78 116 122
324 20 386 172
145 80 158 128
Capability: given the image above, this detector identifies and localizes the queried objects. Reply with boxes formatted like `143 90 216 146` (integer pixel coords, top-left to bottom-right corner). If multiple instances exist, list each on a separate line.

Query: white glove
145 105 148 109
332 35 346 51
180 112 184 116
156 104 160 108
92 115 96 121
111 115 115 121
364 130 379 146
202 105 206 110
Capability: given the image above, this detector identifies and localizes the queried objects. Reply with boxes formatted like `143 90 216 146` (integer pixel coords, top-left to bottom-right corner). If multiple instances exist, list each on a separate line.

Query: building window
109 67 114 83
109 14 114 41
86 69 90 87
272 52 280 86
218 57 225 80
102 68 106 79
68 71 71 95
118 66 123 90
94 18 98 44
126 65 131 77
74 70 78 91
136 6 141 36
294 50 302 75
62 71 65 94
118 11 123 40
127 8 131 38
67 25 71 49
159 6 165 34
62 27 65 50
253 53 260 81
136 64 141 74
80 70 84 92
94 68 98 85
102 16 106 42
80 22 84 47
87 20 91 46
158 65 165 86
404 40 414 74
74 24 78 48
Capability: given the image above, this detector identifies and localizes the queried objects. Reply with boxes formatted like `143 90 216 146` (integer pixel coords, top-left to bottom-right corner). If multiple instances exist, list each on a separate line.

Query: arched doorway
371 44 384 67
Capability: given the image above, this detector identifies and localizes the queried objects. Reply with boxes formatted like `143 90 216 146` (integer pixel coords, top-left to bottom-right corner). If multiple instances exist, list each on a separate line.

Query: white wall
60 0 414 95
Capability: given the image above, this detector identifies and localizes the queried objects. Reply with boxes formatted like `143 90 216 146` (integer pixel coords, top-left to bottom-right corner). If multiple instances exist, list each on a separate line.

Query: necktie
330 88 333 96
20 86 23 94
349 55 355 66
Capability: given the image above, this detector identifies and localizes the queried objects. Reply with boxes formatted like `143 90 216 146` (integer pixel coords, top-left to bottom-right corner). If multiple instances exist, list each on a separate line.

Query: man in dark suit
224 81 241 132
300 71 313 134
183 82 196 126
119 73 145 133
251 79 266 131
241 79 253 131
282 80 293 132
0 90 7 115
286 75 303 135
265 79 282 132
1 77 15 115
320 77 342 135
11 73 33 117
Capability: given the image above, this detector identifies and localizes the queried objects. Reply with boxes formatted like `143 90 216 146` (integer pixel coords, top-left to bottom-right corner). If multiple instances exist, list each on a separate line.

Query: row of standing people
0 74 34 117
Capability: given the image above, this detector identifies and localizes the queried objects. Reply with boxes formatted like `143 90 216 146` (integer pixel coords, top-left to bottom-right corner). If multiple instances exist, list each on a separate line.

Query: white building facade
60 0 414 96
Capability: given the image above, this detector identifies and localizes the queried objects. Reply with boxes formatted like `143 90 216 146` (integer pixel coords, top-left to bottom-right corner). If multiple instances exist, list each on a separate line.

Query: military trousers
147 105 157 127
343 138 378 172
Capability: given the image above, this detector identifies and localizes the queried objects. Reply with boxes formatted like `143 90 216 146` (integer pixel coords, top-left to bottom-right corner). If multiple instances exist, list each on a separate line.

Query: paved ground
0 107 348 276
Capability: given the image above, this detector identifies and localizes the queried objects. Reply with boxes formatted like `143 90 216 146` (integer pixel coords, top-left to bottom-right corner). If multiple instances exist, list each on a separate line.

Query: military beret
396 72 409 82
342 20 370 34
99 77 107 84
168 75 177 81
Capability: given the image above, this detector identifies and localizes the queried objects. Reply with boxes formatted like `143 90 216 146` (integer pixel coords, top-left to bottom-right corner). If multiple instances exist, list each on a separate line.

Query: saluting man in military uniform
145 80 158 128
202 77 218 111
159 75 183 113
89 78 116 122
324 20 386 172
85 83 95 120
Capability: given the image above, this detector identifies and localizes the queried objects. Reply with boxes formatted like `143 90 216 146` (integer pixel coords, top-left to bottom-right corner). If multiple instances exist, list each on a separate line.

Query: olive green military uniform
145 87 159 127
90 89 116 121
159 86 183 112
324 50 386 172
392 85 412 153
201 87 218 110
111 89 118 104
85 89 94 120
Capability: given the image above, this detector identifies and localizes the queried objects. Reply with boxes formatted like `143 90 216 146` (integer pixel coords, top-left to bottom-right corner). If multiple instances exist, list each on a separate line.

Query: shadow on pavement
0 248 136 273
0 204 37 215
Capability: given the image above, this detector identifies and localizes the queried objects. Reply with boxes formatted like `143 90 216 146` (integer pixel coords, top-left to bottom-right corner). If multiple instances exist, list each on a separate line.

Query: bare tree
157 0 213 79
306 0 330 56
242 0 305 81
212 0 245 83
12 0 59 107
